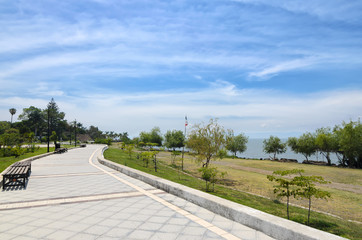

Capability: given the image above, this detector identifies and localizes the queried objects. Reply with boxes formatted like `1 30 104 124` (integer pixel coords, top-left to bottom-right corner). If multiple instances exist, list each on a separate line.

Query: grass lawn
161 152 362 223
0 147 55 173
104 147 362 240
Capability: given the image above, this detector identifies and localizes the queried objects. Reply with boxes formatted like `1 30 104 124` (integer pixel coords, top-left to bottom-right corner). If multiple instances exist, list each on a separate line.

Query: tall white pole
182 116 188 171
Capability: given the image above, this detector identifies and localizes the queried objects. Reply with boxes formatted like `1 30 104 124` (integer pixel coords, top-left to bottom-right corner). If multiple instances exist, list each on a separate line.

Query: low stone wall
97 147 345 240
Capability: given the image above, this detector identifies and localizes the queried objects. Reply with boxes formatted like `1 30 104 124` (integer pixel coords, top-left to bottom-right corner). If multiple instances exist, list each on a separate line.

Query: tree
164 130 185 151
186 118 226 168
288 133 317 162
171 151 181 165
334 120 362 168
315 127 338 165
25 132 37 152
50 131 58 145
1 128 21 148
226 130 248 158
9 108 16 124
267 169 303 219
139 151 156 168
0 121 11 135
45 98 65 139
139 127 163 146
119 132 131 143
263 136 286 160
18 106 44 137
198 166 226 192
294 174 331 224
120 144 134 166
0 128 21 156
152 151 160 172
125 144 134 160
87 125 103 140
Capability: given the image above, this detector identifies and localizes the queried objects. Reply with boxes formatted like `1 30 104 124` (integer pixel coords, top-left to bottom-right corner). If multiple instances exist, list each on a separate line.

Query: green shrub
11 147 26 157
95 138 112 145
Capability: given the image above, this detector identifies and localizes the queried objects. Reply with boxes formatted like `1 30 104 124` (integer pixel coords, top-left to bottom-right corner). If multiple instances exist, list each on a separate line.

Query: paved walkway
0 145 275 240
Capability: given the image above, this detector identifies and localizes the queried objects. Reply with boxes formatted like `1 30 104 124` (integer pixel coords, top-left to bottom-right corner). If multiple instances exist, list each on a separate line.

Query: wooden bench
2 161 31 189
54 148 68 154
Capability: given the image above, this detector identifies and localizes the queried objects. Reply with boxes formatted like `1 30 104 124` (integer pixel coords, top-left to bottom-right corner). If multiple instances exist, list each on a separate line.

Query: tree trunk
287 195 290 219
326 154 331 165
308 196 311 225
321 152 331 165
154 156 157 172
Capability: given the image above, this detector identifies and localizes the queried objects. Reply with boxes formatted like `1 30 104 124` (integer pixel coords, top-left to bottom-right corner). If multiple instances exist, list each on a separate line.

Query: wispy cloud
248 57 319 80
2 81 361 138
230 0 362 23
0 0 361 137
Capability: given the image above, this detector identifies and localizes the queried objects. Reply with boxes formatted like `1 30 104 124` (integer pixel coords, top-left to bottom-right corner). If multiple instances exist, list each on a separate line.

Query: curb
97 147 346 240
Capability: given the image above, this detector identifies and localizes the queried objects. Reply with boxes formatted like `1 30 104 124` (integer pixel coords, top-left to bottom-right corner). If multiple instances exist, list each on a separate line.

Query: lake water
237 138 340 164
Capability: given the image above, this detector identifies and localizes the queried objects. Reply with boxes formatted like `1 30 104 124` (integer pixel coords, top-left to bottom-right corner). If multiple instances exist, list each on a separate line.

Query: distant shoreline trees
0 98 130 157
263 136 286 160
2 101 361 169
226 130 248 159
286 120 362 168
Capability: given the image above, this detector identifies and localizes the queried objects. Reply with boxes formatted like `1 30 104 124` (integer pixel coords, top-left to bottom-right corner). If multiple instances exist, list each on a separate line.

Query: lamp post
69 124 72 145
47 107 50 152
74 119 77 147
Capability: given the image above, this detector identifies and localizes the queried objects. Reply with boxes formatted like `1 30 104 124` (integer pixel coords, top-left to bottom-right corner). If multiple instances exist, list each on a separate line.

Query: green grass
0 147 55 173
162 152 362 222
226 158 362 186
206 160 362 222
104 147 362 240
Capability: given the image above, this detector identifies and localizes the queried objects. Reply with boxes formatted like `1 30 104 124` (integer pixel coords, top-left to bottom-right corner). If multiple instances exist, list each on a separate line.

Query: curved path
0 145 274 240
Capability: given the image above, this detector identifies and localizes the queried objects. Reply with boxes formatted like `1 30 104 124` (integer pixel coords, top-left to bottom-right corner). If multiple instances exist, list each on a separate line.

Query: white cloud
248 57 319 80
2 81 360 138
231 0 362 23
0 0 361 139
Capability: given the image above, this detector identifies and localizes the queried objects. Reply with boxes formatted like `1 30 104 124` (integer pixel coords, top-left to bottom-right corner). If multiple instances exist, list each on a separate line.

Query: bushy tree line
1 98 131 157
134 118 360 194
263 120 362 168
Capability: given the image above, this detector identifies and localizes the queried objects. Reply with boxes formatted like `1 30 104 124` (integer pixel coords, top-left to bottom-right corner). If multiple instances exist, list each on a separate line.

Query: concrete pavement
0 145 274 240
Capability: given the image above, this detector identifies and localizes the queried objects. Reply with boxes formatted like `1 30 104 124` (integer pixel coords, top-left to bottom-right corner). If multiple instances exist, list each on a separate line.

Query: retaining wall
98 147 346 240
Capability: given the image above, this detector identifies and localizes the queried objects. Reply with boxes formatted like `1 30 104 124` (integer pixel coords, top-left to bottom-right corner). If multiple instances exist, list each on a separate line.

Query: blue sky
1 0 361 138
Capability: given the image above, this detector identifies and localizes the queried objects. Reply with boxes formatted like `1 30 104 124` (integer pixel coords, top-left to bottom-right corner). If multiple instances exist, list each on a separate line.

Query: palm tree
9 108 16 124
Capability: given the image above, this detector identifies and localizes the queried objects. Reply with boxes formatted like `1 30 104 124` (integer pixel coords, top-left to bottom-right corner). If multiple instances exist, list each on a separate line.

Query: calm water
237 138 339 164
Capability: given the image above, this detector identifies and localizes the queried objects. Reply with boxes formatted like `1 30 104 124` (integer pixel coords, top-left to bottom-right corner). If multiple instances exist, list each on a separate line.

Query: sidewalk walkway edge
97 146 346 240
